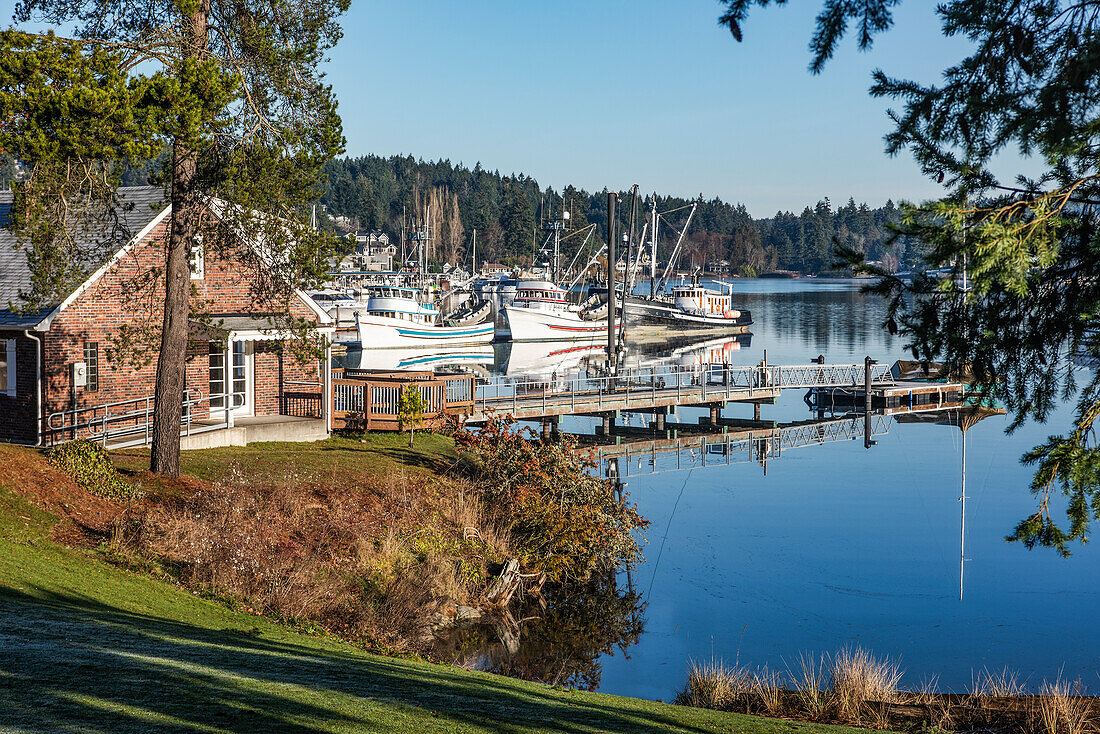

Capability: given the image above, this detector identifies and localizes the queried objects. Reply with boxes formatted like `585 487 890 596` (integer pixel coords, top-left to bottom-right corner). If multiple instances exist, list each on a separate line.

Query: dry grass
1036 680 1095 734
675 661 745 710
675 650 1100 734
749 667 784 716
790 652 832 720
830 646 902 724
974 668 1027 700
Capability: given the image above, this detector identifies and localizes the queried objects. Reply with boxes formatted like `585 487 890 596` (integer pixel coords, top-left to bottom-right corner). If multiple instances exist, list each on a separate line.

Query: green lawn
112 432 459 487
0 440 874 734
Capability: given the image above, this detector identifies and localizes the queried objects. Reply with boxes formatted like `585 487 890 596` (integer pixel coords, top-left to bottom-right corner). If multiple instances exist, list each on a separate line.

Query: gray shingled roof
0 186 168 329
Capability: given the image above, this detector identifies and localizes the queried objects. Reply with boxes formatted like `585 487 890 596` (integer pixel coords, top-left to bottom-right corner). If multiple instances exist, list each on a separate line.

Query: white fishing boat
354 285 494 348
619 199 751 331
306 289 366 331
501 280 618 342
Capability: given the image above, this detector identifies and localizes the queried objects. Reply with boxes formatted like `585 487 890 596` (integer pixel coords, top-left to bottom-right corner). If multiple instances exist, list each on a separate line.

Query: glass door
209 341 254 417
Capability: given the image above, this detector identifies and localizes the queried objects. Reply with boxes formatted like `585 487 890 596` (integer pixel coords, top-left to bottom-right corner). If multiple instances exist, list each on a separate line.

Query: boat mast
657 202 697 293
650 195 659 297
471 229 477 276
549 196 569 284
606 191 618 375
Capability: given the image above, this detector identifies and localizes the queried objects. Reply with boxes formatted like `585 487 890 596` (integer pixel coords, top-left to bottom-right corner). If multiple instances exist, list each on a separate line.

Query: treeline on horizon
320 154 924 275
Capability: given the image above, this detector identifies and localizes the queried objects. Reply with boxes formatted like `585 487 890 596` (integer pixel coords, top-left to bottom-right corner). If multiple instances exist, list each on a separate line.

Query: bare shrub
830 646 903 724
1037 680 1094 734
112 462 512 653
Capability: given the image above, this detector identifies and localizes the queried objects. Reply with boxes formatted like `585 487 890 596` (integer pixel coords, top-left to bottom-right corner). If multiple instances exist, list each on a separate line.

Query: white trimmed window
190 235 205 280
1 338 15 397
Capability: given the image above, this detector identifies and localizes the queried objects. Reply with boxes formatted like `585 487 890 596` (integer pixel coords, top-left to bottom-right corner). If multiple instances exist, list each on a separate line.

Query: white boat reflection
338 345 495 372
623 333 751 371
497 339 607 379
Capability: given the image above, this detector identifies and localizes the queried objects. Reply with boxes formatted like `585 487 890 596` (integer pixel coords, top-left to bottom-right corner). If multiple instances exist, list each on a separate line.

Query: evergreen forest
320 155 921 275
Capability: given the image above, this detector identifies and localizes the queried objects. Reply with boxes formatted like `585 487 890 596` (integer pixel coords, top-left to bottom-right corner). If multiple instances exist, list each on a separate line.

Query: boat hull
355 315 495 348
502 305 619 342
622 296 752 331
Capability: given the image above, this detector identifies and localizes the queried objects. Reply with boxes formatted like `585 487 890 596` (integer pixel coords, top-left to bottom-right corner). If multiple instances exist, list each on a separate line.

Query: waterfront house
0 186 334 447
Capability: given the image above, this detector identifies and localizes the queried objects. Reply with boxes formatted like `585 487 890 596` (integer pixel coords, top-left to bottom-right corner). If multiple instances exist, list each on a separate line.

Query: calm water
596 279 1099 700
341 279 1100 697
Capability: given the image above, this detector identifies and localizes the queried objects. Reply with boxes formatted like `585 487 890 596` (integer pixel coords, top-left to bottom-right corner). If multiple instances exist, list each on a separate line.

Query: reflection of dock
592 401 969 478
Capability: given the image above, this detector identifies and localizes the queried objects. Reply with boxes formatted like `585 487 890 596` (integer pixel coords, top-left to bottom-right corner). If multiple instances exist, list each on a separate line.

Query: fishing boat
622 278 752 330
354 285 494 348
501 280 618 342
618 199 752 331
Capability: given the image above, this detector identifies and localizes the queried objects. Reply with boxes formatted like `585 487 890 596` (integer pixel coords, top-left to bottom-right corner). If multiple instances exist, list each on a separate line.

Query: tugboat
622 275 752 330
620 199 751 331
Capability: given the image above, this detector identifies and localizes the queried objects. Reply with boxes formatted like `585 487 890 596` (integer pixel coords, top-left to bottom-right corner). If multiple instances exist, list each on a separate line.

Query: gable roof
0 186 169 329
0 186 333 331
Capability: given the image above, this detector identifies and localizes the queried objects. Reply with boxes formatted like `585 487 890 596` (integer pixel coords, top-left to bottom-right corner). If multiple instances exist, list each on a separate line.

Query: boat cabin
512 281 569 312
672 285 738 317
364 286 438 324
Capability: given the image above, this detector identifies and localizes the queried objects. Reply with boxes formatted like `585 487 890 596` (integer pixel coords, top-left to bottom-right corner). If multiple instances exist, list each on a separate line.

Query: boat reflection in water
335 344 495 373
623 332 751 372
495 339 606 379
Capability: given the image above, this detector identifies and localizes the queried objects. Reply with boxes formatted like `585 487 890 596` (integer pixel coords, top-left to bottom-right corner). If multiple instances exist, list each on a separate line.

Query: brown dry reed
676 647 1099 734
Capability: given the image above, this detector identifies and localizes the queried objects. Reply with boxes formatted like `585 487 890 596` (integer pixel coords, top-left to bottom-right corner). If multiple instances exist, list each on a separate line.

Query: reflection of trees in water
737 287 895 353
436 572 645 692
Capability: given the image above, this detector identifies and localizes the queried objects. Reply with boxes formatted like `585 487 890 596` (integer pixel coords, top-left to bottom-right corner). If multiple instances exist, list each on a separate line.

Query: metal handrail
472 362 895 412
47 390 204 432
46 388 252 447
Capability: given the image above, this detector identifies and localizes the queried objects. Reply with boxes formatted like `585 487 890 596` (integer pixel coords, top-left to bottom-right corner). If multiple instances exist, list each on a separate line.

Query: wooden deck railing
330 369 476 431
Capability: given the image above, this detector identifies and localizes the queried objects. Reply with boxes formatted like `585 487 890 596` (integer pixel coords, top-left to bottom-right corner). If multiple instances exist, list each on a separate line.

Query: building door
209 341 255 418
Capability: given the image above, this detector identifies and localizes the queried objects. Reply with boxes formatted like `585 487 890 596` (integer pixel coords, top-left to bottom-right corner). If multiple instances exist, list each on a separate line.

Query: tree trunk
150 3 208 477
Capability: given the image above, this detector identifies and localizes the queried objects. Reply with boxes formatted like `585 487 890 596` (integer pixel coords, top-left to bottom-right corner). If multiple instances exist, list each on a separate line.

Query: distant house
0 186 334 447
481 263 509 276
339 230 396 272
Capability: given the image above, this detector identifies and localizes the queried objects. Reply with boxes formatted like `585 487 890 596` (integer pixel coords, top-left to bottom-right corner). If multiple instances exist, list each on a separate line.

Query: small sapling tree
398 383 426 447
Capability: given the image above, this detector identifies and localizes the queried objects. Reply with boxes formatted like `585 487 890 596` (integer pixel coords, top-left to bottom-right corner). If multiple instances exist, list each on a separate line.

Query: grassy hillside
0 441 872 733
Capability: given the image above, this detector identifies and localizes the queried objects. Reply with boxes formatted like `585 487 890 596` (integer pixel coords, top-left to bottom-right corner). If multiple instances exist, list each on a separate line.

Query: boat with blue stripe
352 285 495 348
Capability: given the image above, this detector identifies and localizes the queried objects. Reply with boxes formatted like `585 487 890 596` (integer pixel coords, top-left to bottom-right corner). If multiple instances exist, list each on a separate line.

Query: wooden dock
329 359 965 433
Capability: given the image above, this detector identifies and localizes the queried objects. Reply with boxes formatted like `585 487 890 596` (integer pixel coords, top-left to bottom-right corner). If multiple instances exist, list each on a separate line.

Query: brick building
0 186 334 447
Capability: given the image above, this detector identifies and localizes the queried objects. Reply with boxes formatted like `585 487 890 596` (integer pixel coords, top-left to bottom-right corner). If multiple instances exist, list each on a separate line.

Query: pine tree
722 0 1100 554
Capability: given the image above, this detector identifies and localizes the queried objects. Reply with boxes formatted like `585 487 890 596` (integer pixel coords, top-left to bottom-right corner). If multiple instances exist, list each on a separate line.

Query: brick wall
0 331 42 443
37 214 325 441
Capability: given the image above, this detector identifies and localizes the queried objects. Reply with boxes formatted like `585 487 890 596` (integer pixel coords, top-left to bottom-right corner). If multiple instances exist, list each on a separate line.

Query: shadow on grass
0 587 731 734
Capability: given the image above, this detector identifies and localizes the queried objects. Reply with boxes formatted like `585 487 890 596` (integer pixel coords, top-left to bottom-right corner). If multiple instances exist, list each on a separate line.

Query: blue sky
326 1 976 217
